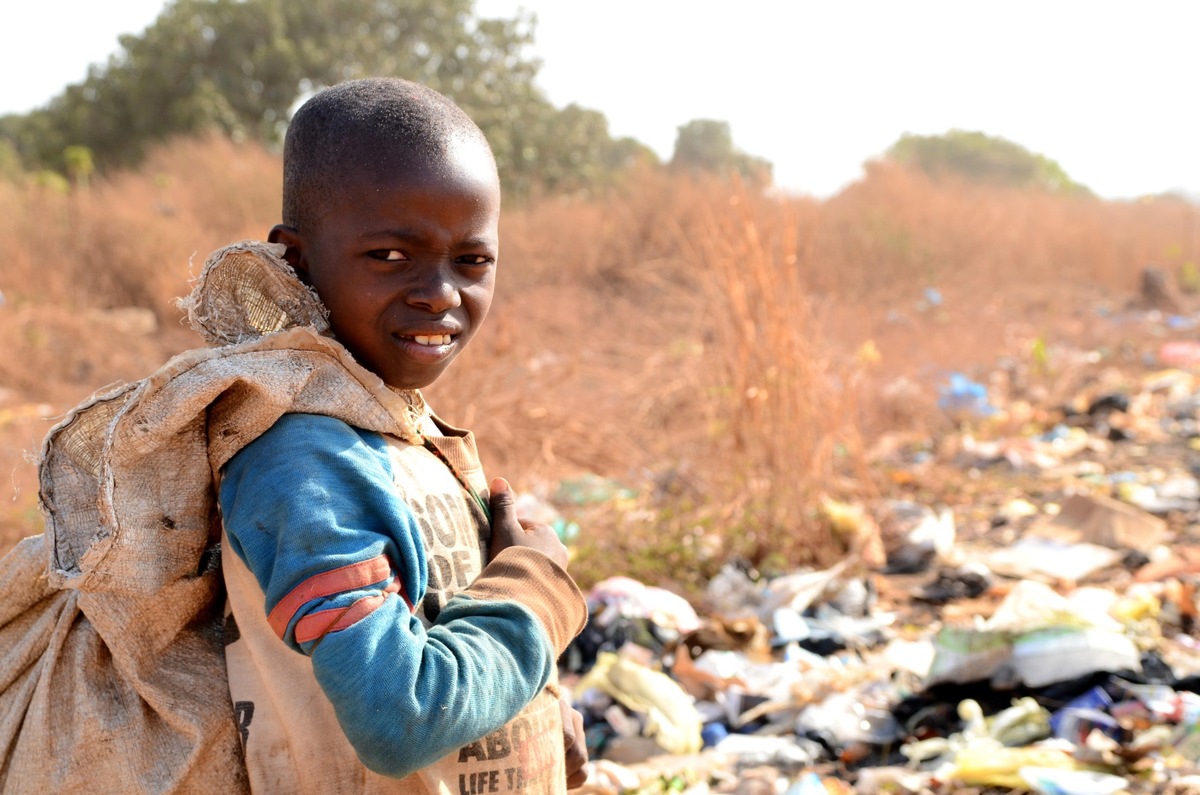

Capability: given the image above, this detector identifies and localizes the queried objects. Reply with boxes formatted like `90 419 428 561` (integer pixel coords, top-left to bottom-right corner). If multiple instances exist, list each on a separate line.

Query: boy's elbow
355 745 424 780
342 713 471 779
341 689 535 779
346 721 437 779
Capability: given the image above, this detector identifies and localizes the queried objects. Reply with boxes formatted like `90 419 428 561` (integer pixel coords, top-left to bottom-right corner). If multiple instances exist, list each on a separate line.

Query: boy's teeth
413 334 450 346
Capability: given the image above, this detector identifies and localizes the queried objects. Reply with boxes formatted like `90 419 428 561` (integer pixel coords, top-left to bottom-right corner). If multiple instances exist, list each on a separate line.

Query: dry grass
2 137 1198 596
0 134 277 321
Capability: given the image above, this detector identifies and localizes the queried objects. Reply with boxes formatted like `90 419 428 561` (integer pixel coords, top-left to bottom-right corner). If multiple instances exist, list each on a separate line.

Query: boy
217 79 589 791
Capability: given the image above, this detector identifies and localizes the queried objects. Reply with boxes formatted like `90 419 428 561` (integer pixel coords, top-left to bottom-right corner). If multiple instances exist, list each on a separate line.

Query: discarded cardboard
1027 492 1166 551
987 536 1124 582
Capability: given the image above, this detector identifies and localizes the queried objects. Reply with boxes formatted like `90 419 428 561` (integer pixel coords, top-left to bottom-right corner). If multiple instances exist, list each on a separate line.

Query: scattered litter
556 326 1200 791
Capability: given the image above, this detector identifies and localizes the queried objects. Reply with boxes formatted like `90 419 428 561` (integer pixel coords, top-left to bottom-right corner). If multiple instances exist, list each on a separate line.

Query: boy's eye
368 249 408 262
457 254 494 266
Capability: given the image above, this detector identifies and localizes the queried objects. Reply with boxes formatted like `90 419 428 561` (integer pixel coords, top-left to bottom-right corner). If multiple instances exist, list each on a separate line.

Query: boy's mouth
392 326 462 361
408 334 452 346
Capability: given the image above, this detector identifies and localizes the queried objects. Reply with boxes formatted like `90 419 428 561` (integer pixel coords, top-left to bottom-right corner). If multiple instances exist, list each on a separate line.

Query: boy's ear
267 224 310 282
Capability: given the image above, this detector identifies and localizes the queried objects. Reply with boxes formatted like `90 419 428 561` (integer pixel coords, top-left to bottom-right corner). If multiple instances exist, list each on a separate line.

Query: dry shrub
430 168 721 483
681 184 866 572
432 174 865 591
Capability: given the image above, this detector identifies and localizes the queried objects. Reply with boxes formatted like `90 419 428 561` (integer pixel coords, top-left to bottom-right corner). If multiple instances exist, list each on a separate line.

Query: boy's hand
488 478 569 569
560 695 588 789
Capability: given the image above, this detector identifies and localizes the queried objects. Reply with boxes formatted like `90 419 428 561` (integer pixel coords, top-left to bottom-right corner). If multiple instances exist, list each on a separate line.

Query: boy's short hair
282 78 493 232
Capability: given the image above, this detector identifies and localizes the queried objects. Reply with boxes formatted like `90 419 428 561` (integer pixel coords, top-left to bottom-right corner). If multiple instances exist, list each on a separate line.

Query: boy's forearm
304 548 584 778
307 593 557 778
466 546 586 656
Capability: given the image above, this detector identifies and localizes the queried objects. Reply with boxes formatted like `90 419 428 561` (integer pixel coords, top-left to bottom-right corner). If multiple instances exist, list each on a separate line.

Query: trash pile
552 339 1200 793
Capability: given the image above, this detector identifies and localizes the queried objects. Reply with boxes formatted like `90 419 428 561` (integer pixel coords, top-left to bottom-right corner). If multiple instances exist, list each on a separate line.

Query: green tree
886 129 1089 194
669 119 772 184
63 146 95 188
0 140 22 182
3 0 538 168
0 0 646 196
508 103 658 195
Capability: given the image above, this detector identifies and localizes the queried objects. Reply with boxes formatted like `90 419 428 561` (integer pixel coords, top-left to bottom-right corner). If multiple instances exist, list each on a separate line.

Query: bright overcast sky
2 0 1197 199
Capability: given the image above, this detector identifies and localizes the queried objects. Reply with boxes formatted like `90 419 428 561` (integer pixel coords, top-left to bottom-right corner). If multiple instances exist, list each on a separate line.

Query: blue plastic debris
937 373 996 418
784 772 828 795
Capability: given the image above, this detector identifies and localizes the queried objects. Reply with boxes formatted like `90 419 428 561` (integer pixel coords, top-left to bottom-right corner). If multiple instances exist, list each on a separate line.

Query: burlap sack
0 241 425 793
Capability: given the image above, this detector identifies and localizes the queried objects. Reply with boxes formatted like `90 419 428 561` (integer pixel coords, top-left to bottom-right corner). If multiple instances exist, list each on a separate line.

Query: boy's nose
405 265 462 313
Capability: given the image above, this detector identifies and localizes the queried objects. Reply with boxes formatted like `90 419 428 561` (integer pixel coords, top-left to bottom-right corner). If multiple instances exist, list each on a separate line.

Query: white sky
2 0 1197 199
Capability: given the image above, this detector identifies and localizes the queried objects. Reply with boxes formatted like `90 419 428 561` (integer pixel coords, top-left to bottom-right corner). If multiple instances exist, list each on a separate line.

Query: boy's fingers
561 699 588 788
560 704 575 749
487 478 568 567
566 763 588 789
489 477 514 516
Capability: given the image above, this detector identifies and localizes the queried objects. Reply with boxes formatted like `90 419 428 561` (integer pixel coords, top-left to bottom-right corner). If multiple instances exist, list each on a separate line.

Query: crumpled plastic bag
577 652 703 754
589 576 701 634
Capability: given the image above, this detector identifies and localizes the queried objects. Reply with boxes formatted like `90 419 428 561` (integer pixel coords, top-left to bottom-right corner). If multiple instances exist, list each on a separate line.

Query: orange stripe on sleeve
267 556 393 639
292 580 415 644
295 594 385 644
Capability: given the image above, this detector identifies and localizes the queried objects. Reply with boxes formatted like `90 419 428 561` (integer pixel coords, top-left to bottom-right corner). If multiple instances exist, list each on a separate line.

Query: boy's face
273 141 500 390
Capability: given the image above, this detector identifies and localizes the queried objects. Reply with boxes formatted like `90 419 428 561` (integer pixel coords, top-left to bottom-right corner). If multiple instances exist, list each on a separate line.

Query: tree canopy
0 0 656 196
669 119 772 184
886 129 1088 194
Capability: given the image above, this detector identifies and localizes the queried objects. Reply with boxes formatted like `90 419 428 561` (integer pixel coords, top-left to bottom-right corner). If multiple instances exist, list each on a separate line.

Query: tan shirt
222 419 573 794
